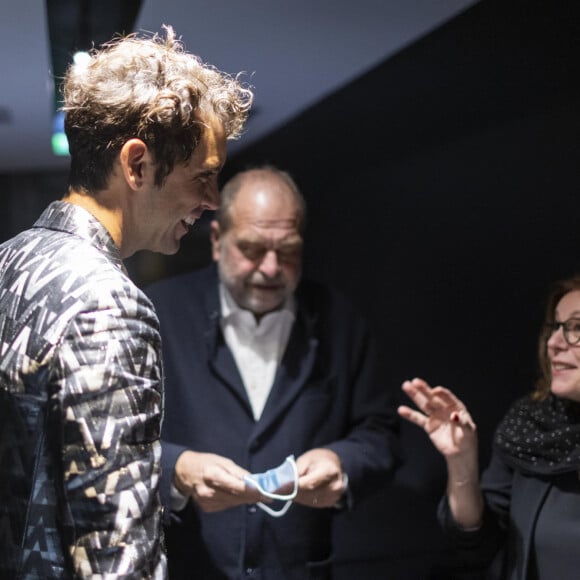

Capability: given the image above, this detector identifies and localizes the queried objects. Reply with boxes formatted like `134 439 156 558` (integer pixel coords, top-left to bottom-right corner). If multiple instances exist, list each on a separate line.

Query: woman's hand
398 377 478 459
398 377 483 529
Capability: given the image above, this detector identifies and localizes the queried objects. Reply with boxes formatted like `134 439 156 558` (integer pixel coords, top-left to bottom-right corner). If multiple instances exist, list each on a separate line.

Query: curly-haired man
0 26 252 579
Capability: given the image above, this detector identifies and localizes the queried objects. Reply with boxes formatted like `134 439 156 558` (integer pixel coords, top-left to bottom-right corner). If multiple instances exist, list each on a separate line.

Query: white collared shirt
219 283 296 420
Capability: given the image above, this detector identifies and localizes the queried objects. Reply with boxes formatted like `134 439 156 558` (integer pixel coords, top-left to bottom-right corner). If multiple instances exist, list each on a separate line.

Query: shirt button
245 568 254 575
248 505 257 514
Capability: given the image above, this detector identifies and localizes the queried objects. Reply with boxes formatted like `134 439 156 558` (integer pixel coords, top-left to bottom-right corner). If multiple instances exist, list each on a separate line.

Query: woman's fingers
401 378 474 427
450 408 477 431
401 379 437 413
397 404 429 430
403 380 453 416
431 386 466 409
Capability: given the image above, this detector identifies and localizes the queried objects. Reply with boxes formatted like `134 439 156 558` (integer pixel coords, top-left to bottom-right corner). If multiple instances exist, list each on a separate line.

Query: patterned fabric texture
494 393 580 476
0 201 166 578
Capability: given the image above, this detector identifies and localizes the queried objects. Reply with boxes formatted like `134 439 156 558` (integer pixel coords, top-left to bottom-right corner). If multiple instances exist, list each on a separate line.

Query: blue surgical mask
244 455 298 517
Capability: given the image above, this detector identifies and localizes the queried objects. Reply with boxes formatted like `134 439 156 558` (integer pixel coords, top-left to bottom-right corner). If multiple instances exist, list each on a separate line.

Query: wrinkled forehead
229 178 303 228
249 217 300 231
234 219 302 245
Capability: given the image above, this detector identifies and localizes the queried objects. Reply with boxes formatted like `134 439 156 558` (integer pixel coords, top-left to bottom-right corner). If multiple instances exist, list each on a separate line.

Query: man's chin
246 296 284 316
157 246 179 256
158 236 182 256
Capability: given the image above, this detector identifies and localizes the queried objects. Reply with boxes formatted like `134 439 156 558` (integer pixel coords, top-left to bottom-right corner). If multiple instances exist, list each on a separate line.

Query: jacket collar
34 201 125 272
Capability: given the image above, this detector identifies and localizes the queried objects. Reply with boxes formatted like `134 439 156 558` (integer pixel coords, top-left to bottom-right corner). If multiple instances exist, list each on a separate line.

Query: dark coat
146 264 399 580
439 451 576 580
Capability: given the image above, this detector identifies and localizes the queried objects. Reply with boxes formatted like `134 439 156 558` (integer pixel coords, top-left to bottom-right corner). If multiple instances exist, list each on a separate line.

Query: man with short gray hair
148 166 399 579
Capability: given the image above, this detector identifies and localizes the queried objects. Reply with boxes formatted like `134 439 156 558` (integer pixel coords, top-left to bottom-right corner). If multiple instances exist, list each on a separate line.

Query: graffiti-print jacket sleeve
51 280 164 577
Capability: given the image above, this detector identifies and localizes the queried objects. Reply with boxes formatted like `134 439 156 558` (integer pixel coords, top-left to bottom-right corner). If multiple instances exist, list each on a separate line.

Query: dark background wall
1 1 580 578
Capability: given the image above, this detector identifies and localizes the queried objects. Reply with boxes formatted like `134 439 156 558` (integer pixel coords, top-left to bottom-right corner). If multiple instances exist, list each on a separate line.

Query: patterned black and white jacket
0 201 166 578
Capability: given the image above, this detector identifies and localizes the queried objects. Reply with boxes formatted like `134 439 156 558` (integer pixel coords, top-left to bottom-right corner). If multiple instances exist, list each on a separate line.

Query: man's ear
210 220 221 262
120 139 150 190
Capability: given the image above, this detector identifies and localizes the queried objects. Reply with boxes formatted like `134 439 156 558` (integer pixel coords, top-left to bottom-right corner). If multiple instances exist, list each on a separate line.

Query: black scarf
494 393 580 476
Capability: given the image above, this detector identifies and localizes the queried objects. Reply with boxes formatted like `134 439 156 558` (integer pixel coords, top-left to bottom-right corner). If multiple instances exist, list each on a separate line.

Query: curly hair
62 25 253 192
535 274 580 400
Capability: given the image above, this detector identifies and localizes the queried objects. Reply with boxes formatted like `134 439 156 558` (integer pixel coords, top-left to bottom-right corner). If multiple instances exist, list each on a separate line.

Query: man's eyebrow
253 218 300 228
277 237 303 245
238 235 302 247
198 168 220 177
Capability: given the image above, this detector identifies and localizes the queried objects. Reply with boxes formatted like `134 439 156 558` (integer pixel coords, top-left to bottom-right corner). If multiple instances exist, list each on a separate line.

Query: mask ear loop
255 499 293 517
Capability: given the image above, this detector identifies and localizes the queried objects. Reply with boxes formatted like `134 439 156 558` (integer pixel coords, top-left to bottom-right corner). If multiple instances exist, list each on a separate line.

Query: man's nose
202 178 220 211
259 250 279 277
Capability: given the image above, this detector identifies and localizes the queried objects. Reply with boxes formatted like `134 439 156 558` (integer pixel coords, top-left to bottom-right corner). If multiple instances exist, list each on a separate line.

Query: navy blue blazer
146 265 399 580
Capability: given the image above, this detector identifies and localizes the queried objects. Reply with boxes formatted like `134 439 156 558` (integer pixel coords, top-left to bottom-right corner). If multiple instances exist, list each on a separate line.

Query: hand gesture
174 451 263 512
294 448 346 509
398 378 484 528
397 377 478 459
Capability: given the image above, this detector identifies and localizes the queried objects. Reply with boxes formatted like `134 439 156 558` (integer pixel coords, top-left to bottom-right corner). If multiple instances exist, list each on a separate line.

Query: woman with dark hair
398 275 580 580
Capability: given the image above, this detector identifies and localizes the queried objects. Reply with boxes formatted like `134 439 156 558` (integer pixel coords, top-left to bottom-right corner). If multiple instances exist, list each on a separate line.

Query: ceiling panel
0 0 478 174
